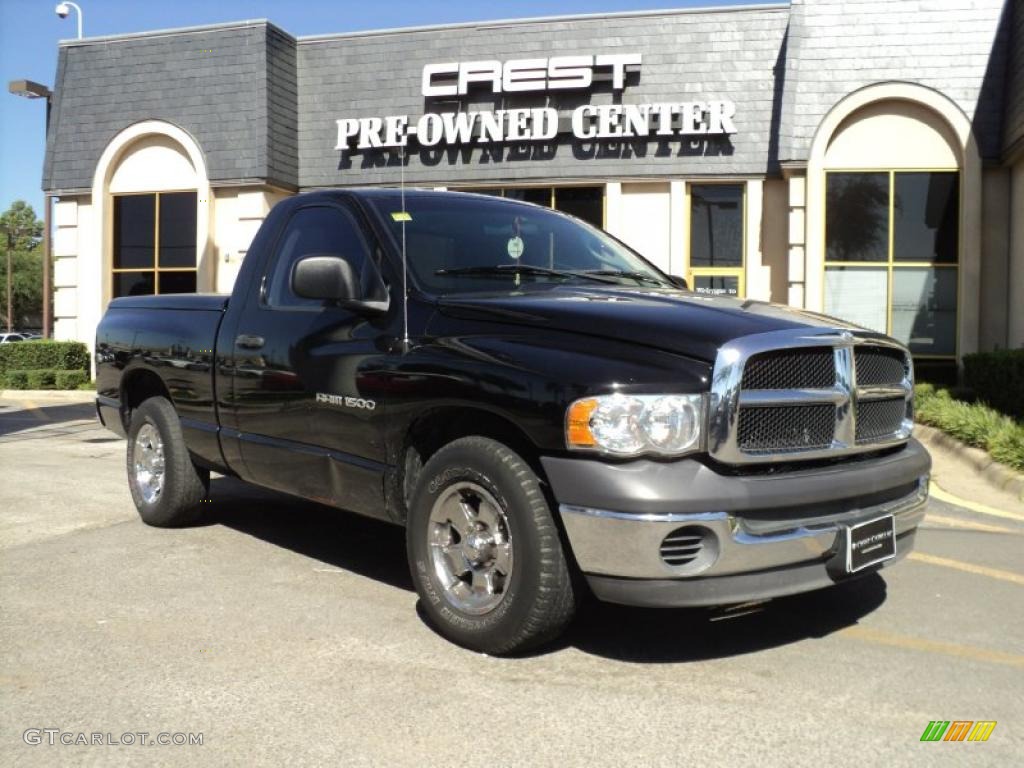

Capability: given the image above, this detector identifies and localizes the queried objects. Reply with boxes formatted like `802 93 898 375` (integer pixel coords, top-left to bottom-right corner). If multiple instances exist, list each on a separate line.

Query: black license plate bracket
845 514 896 573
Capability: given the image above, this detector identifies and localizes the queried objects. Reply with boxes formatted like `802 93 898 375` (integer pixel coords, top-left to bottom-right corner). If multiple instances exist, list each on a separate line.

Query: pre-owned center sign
334 53 737 152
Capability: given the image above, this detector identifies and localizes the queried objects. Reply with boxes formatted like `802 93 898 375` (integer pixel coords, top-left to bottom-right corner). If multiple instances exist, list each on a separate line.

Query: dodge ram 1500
96 189 930 653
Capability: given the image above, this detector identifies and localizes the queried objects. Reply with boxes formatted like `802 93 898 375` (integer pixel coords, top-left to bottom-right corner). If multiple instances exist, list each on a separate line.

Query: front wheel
406 436 576 654
126 396 209 527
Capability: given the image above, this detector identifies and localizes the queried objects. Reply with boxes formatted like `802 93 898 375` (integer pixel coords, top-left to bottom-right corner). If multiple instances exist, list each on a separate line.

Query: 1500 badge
316 392 377 411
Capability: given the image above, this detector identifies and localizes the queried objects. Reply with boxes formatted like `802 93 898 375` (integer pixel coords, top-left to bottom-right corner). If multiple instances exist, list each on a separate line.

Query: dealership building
41 0 1022 378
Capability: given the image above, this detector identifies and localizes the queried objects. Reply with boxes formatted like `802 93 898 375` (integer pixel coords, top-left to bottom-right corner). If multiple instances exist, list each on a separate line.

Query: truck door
227 201 391 518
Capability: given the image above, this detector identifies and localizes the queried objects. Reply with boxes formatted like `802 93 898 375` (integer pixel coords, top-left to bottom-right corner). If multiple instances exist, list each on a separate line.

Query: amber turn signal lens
566 398 599 447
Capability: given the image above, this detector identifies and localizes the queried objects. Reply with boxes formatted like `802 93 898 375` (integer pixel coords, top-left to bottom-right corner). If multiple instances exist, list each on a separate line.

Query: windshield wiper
581 270 667 286
434 264 619 284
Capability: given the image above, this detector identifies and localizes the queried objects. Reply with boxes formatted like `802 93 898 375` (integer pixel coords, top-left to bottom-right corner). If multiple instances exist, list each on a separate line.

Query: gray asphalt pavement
1 396 1022 767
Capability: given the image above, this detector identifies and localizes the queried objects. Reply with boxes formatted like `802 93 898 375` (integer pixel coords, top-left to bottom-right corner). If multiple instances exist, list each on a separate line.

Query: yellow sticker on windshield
391 211 412 222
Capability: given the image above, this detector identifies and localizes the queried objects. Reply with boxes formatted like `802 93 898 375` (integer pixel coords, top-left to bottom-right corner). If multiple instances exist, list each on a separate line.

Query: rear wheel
407 436 576 654
126 396 209 527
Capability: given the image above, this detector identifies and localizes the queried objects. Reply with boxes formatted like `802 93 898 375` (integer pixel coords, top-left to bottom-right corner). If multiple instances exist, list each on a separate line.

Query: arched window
821 99 961 361
108 134 200 297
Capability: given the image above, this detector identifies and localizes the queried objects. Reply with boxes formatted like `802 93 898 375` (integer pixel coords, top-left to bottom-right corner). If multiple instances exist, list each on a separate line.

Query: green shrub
55 370 89 390
0 341 90 374
25 369 57 389
990 425 1024 471
962 349 1024 420
2 368 88 390
3 370 28 389
915 383 1024 471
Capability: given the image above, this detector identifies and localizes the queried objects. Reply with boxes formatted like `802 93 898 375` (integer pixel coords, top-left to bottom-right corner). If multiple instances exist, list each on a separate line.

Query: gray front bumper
541 439 930 607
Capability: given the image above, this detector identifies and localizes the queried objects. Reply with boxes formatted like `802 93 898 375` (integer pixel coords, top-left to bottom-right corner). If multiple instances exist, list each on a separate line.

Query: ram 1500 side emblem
316 392 377 410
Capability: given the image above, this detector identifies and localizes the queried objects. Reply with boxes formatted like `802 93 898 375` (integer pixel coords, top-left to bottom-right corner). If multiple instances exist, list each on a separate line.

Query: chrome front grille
741 348 835 390
855 398 909 444
737 404 836 453
855 347 907 386
708 329 914 464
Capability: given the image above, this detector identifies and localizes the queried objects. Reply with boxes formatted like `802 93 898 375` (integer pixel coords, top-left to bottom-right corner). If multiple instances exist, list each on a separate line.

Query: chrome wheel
428 482 514 615
133 423 165 505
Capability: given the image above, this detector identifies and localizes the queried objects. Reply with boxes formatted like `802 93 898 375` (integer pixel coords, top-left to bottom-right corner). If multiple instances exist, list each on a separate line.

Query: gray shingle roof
42 2 1015 194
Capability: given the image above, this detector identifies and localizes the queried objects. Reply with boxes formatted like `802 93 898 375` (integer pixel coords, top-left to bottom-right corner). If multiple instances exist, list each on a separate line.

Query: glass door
687 183 745 298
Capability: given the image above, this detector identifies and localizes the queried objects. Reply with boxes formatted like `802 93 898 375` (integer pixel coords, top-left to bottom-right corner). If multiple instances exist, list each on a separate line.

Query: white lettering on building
421 54 641 97
334 53 737 152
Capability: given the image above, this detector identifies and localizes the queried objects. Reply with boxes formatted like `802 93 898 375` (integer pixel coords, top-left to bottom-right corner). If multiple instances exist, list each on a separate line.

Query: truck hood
436 286 864 362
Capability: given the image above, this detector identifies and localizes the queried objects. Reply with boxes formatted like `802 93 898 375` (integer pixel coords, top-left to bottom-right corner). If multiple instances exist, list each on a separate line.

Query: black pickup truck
96 189 930 653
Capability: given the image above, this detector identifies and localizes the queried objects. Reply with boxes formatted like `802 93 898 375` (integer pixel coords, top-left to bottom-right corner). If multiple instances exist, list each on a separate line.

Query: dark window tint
113 271 155 298
113 195 155 269
267 206 370 308
503 187 552 207
158 271 198 295
825 173 889 262
893 172 958 263
690 184 743 267
370 194 667 295
891 267 957 355
555 186 603 228
158 192 198 268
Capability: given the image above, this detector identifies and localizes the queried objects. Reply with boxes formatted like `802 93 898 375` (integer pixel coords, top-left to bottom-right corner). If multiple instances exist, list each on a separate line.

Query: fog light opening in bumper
659 525 720 573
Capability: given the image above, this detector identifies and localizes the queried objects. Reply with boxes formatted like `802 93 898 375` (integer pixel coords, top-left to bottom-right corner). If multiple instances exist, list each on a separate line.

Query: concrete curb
0 389 97 403
915 423 1024 501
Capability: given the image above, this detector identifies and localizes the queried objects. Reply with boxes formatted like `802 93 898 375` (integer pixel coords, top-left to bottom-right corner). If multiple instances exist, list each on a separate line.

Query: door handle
235 334 265 350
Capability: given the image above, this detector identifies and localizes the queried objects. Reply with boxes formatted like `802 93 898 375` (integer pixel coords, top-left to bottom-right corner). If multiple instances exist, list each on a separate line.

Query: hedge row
962 349 1024 420
915 383 1024 472
1 369 90 390
0 341 90 374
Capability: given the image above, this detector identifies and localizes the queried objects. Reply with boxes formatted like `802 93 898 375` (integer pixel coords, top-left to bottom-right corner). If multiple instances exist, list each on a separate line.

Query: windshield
369 193 672 295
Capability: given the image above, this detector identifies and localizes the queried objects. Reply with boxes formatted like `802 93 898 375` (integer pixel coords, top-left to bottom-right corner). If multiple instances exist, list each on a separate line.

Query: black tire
126 396 209 527
407 436 576 654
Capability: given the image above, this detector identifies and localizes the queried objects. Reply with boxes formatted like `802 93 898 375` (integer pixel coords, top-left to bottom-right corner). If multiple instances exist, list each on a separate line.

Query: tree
0 200 45 330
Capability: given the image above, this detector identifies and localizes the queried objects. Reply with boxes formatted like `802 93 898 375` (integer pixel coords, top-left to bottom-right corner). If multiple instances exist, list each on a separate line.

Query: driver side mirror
668 275 689 290
293 254 360 301
292 253 390 314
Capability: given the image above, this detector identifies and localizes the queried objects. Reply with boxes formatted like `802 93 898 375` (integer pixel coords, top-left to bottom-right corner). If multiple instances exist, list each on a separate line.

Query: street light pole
6 232 12 334
8 79 55 338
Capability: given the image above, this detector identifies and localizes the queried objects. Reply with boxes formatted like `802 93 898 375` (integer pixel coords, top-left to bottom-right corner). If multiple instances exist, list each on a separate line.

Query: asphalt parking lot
1 396 1022 767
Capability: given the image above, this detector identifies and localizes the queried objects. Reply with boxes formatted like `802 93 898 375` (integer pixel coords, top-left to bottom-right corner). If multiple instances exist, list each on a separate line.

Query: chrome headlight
566 393 704 457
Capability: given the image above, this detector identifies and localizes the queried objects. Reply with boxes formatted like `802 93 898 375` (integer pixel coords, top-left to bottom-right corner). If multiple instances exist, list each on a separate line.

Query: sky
0 0 773 216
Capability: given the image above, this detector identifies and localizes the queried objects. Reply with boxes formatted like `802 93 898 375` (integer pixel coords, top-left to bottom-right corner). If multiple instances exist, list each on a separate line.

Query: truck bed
95 293 229 468
107 293 229 312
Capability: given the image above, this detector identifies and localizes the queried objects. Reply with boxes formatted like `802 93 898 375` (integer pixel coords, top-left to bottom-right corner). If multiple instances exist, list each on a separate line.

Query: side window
266 205 370 308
